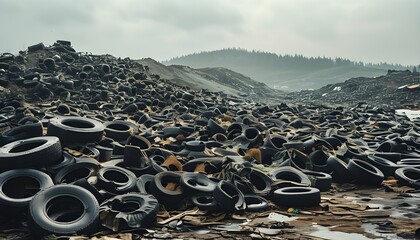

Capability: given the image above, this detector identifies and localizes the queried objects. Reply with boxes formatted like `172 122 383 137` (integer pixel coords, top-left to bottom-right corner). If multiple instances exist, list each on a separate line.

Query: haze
0 0 419 65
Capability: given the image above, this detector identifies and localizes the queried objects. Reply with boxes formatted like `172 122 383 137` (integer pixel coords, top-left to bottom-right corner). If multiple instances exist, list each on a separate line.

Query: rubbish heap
0 41 419 238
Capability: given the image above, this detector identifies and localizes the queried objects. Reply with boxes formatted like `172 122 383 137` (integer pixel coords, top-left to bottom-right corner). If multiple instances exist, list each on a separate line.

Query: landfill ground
1 42 420 240
1 184 419 239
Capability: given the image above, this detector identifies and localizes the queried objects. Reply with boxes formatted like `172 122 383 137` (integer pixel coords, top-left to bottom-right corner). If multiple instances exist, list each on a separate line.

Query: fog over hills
163 48 417 91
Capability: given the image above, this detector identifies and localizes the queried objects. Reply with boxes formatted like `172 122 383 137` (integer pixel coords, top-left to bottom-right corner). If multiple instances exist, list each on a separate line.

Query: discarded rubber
213 180 246 213
0 169 54 207
348 159 384 186
395 167 420 189
326 156 352 183
244 194 269 212
47 116 104 146
149 171 185 208
269 166 311 186
96 166 137 195
272 187 320 207
302 170 332 192
0 136 62 170
136 174 155 194
28 184 99 236
180 172 217 194
99 193 159 231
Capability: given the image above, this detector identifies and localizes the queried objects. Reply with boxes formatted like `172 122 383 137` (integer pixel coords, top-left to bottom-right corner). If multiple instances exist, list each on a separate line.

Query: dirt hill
137 58 279 99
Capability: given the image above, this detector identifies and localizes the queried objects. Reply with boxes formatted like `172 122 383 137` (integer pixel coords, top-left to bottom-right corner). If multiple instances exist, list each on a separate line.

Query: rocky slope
285 70 420 108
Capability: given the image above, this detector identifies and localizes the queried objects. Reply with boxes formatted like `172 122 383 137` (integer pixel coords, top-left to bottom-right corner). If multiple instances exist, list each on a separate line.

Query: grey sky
0 0 419 65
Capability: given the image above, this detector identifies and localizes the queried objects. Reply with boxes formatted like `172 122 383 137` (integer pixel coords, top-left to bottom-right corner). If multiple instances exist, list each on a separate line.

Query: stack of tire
0 116 160 237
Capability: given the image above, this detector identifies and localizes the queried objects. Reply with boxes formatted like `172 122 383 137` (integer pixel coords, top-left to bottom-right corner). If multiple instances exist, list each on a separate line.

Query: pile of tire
0 41 420 238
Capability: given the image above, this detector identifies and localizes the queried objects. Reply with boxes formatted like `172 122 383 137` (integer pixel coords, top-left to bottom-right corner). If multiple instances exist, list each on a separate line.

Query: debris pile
0 42 419 239
287 70 420 108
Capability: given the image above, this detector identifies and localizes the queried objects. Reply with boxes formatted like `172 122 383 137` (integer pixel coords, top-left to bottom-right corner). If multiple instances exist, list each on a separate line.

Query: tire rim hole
107 124 130 131
103 170 129 184
197 196 213 204
3 177 40 198
10 141 46 153
221 184 238 197
405 171 420 180
274 172 301 182
62 120 95 128
245 197 263 205
271 137 286 148
283 188 311 193
62 168 91 183
167 164 179 172
250 174 267 191
245 128 259 140
111 201 141 213
46 196 84 223
187 179 208 187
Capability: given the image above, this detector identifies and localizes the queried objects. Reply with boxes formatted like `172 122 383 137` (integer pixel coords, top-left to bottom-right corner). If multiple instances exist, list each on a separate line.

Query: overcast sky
0 0 419 65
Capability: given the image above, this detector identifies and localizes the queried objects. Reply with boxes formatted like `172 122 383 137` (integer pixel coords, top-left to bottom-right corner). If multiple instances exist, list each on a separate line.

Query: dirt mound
138 58 280 99
286 70 420 108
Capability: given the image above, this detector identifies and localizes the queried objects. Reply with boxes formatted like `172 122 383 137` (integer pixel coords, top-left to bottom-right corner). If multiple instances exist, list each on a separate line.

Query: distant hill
136 58 279 99
163 48 415 91
286 70 420 108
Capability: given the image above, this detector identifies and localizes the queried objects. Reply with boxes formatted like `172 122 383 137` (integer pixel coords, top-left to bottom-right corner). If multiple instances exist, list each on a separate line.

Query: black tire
149 171 185 209
395 167 420 189
272 187 320 208
289 149 312 170
73 178 106 204
54 159 99 184
348 159 384 186
302 170 332 192
46 151 75 175
126 135 151 150
47 116 104 146
303 138 334 153
136 174 155 194
182 157 223 173
367 155 399 177
27 43 45 52
99 193 159 231
207 119 225 137
191 194 219 212
233 174 255 195
96 166 137 195
0 169 54 207
247 168 273 197
28 184 99 236
103 120 139 142
122 160 166 177
0 122 43 146
309 150 331 173
326 156 352 183
269 166 311 186
0 136 62 170
213 180 246 213
244 194 269 212
180 172 217 194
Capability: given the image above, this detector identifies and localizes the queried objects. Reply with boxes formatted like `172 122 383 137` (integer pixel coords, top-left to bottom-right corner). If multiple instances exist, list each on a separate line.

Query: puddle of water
309 225 373 240
267 212 298 222
362 223 403 240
